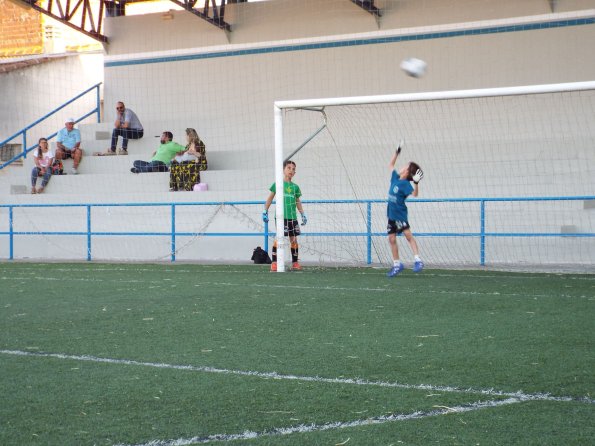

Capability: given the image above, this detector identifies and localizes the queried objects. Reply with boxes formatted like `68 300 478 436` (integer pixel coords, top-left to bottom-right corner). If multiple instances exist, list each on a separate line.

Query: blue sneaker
413 260 424 273
387 263 404 278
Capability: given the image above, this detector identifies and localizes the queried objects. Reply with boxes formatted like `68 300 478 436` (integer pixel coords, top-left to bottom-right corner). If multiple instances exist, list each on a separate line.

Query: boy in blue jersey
386 147 424 277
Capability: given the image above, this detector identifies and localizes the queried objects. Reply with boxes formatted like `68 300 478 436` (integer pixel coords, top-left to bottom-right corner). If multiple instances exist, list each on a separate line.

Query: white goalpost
272 81 595 272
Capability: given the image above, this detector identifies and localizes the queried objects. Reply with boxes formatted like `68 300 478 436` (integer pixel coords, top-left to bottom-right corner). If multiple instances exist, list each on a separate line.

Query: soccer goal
272 81 595 272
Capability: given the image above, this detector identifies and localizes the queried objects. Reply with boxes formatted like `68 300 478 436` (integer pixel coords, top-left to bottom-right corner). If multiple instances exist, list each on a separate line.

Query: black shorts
387 219 410 235
283 219 301 237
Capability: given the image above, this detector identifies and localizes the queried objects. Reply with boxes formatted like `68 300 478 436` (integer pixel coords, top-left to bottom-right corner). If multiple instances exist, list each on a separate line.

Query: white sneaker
70 167 78 175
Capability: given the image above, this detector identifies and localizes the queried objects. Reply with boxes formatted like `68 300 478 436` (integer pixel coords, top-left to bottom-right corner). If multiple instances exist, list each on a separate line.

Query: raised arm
411 182 419 197
389 145 401 171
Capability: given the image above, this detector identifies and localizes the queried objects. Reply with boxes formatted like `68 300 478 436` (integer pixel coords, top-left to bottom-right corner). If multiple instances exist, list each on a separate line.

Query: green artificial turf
0 263 593 445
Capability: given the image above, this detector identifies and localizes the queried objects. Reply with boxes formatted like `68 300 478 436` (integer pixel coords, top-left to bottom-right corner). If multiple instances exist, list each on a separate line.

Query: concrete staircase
1 121 273 205
0 121 277 262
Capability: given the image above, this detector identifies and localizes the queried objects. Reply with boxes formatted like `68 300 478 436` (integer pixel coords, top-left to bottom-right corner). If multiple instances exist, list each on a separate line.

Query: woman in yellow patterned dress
169 128 207 191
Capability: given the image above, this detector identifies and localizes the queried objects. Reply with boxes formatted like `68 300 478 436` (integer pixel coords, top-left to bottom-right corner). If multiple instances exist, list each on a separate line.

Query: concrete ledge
0 188 264 205
95 131 111 140
10 184 27 194
560 225 578 234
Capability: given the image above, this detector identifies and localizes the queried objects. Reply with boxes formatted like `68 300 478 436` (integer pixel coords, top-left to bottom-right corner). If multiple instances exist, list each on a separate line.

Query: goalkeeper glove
301 212 307 226
396 139 404 156
412 168 424 184
262 210 269 223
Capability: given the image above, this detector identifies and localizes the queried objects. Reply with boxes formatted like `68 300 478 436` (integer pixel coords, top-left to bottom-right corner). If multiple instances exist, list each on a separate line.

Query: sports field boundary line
3 265 595 281
2 349 592 404
0 276 592 300
111 398 522 446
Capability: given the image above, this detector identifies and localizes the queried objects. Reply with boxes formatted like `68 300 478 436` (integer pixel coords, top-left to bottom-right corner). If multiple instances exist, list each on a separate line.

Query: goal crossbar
274 81 595 109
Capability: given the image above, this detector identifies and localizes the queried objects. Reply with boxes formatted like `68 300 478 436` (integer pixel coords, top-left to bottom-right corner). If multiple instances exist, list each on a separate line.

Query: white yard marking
0 265 593 282
111 398 523 446
1 349 592 404
1 271 591 300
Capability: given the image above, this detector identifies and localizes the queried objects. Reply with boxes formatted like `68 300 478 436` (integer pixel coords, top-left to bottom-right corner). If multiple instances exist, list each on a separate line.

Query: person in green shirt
130 131 185 173
263 160 307 271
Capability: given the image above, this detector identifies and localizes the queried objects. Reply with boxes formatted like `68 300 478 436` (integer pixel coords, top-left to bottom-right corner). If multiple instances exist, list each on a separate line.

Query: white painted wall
1 0 594 268
1 53 104 146
100 0 595 182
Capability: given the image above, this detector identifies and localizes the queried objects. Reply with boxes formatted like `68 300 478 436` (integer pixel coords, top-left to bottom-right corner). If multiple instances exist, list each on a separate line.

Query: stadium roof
11 0 381 43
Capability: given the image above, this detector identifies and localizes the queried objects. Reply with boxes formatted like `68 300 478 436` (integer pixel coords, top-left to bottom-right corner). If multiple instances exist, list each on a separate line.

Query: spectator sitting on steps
31 138 54 194
56 117 83 175
130 131 185 173
98 101 144 156
169 127 208 191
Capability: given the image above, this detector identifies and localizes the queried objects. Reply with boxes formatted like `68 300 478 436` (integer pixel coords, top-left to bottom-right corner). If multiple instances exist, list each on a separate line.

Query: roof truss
350 0 381 17
17 0 232 43
21 0 108 42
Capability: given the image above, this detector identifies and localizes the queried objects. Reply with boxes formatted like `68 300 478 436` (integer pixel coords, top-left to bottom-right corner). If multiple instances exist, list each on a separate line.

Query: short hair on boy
407 162 421 181
283 160 296 168
163 131 174 141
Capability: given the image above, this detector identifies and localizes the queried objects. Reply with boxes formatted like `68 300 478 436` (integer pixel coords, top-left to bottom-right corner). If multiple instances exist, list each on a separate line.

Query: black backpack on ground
251 246 272 264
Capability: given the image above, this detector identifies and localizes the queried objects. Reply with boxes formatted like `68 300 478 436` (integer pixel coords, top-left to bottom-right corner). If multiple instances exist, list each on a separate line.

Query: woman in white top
31 138 54 194
169 128 208 191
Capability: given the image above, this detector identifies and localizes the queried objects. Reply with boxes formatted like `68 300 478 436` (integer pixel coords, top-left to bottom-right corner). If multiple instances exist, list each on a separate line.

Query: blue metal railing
1 196 593 264
0 83 102 170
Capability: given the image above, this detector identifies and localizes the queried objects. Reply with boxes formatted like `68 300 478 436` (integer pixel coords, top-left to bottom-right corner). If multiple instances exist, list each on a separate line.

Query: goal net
272 81 595 272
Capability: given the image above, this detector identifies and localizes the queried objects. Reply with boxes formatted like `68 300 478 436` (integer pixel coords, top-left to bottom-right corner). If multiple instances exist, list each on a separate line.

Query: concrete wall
100 0 595 169
1 0 594 268
0 0 43 57
1 53 104 145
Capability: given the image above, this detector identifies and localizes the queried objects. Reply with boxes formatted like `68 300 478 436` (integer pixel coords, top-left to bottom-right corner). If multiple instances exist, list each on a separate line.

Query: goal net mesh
274 85 595 271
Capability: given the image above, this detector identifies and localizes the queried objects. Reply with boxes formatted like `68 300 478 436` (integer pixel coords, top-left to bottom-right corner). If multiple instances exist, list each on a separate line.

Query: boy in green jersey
263 160 307 271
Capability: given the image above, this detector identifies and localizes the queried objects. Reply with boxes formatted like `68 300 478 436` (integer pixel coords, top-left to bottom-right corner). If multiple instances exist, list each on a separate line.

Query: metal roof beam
350 0 382 17
19 0 107 42
168 0 231 31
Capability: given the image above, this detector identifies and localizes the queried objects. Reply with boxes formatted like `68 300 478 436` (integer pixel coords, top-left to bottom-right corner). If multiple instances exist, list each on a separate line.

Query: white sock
393 260 401 267
414 255 422 262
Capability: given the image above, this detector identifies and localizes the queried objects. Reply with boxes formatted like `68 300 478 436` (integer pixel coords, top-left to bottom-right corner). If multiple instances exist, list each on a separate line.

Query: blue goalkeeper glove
262 210 269 223
301 212 307 226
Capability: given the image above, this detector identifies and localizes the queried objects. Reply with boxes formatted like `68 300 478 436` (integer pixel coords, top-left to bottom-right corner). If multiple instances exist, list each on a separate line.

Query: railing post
480 200 486 266
86 205 92 261
9 206 14 260
367 201 372 264
96 85 101 122
23 132 27 160
264 220 269 252
171 204 176 262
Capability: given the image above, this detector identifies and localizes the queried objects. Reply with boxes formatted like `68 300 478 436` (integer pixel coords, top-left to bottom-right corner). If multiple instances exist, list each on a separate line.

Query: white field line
0 265 593 282
195 282 592 300
112 398 523 446
0 276 591 299
1 349 592 405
